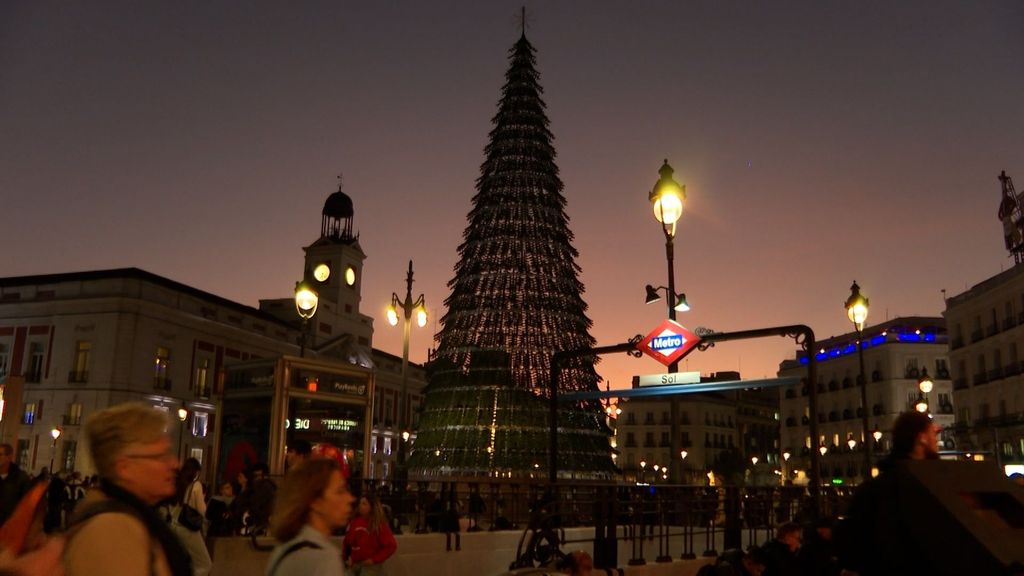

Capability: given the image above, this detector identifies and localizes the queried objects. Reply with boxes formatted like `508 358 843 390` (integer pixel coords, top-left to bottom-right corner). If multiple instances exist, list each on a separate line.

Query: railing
1005 364 1021 378
68 370 89 383
971 330 984 343
1004 317 1018 331
986 324 999 338
950 338 964 350
988 367 1004 382
335 478 854 568
61 415 82 426
953 378 968 390
153 376 172 391
24 371 41 383
973 373 988 386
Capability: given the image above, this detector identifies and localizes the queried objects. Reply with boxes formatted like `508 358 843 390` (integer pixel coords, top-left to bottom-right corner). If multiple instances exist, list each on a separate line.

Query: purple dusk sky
2 2 1023 388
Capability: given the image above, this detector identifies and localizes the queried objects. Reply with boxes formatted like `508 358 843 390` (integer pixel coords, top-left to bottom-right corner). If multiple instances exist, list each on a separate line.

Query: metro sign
638 319 701 367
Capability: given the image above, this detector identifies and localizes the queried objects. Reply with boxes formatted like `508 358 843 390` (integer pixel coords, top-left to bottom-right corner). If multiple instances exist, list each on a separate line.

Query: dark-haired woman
265 458 355 576
170 457 212 576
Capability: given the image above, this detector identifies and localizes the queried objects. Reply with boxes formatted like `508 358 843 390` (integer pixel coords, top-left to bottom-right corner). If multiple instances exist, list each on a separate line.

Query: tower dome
321 178 357 241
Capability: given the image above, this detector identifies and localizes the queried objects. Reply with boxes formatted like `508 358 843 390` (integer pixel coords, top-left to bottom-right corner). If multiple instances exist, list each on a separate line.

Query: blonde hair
270 458 341 542
85 403 168 479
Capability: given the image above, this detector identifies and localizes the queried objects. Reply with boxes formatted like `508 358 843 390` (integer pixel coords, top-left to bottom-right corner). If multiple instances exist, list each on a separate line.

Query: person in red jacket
343 495 397 576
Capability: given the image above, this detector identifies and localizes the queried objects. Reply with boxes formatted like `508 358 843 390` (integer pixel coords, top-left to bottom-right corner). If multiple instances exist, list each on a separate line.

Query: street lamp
640 460 647 484
847 437 857 451
177 404 189 460
751 456 758 466
844 281 872 480
649 159 687 483
294 278 319 357
387 260 427 472
872 429 883 445
49 427 61 473
916 369 933 413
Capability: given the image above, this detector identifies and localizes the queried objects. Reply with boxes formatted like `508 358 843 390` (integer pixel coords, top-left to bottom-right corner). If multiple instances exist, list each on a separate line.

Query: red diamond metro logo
638 319 701 367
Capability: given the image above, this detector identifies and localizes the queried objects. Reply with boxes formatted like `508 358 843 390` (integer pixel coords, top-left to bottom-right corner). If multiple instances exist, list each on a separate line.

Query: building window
154 347 171 390
61 440 77 472
935 358 948 377
190 447 204 465
192 412 208 438
26 343 44 383
383 399 393 427
0 343 8 379
22 403 36 425
195 359 210 398
70 341 91 383
384 437 392 456
905 358 919 378
371 434 378 454
65 403 82 426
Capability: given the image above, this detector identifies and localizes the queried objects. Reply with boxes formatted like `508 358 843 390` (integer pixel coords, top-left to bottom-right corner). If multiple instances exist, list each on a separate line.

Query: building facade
945 263 1024 470
0 186 428 481
779 317 954 485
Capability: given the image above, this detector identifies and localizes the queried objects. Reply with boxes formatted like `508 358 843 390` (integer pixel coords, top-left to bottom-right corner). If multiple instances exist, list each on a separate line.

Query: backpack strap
267 540 322 576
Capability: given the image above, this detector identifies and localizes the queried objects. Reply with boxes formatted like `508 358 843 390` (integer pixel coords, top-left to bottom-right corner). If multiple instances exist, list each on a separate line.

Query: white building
945 263 1024 468
0 185 427 481
778 317 954 485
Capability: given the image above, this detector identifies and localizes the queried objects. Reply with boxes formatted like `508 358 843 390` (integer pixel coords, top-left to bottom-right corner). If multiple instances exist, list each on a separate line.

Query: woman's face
312 470 354 530
358 497 371 517
236 472 247 485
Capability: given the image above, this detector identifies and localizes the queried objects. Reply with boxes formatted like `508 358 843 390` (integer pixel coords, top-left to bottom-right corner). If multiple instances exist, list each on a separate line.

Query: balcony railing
62 414 82 426
68 370 89 384
1008 364 1022 378
153 376 172 391
986 324 999 338
1004 317 1018 331
973 373 988 386
971 330 984 343
989 367 1004 382
24 371 41 383
951 338 964 350
953 377 968 390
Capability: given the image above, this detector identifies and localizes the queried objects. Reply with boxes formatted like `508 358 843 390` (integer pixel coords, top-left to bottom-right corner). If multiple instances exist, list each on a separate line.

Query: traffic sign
638 319 701 367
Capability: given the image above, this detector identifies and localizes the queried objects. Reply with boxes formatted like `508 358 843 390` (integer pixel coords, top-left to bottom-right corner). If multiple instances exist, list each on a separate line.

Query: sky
2 2 1023 389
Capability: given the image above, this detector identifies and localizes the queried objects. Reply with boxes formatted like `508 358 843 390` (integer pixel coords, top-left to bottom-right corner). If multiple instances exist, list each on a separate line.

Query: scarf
100 479 193 576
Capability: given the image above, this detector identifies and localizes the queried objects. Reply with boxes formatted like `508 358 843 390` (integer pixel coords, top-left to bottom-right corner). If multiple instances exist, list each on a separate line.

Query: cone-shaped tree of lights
408 33 613 479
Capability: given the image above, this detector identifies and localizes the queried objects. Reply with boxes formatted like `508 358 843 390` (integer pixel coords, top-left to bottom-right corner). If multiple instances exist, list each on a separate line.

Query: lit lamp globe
918 371 934 394
680 450 688 460
915 398 929 413
649 160 686 234
782 450 791 462
50 427 61 441
751 456 758 466
416 307 428 328
872 429 883 442
847 438 857 450
294 281 319 319
845 281 869 330
177 406 188 422
819 445 828 456
386 304 399 326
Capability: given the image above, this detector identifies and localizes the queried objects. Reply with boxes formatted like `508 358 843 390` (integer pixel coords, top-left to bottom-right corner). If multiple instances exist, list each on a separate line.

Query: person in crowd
231 470 252 533
284 440 311 471
798 517 839 576
248 463 276 534
342 495 397 576
205 481 236 537
264 458 354 576
170 458 211 576
835 410 941 575
44 473 67 533
761 522 802 576
0 444 32 526
706 547 767 576
64 402 191 576
558 550 593 576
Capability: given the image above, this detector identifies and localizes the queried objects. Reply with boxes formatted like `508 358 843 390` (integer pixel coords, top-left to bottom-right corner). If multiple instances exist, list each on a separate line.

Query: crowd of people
0 403 395 576
0 405 1016 576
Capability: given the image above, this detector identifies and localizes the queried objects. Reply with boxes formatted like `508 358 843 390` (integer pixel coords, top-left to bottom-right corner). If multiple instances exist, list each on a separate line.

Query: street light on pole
649 160 686 483
844 281 872 481
177 404 189 461
387 260 427 472
294 278 320 357
49 427 61 473
916 368 933 413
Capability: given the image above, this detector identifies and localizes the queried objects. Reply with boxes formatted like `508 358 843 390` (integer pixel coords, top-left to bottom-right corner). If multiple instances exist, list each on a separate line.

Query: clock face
345 266 357 286
313 263 331 282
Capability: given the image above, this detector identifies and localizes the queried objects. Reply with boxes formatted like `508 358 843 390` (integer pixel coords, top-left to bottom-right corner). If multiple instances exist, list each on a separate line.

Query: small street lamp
294 278 320 357
649 159 687 483
177 403 189 460
819 444 828 457
640 460 647 484
873 429 883 443
916 369 933 414
751 456 759 466
847 437 857 451
680 450 688 460
782 450 791 462
49 427 61 473
844 281 872 479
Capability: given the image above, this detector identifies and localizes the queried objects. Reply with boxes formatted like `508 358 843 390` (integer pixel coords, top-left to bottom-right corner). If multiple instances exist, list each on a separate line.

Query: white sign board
637 371 701 387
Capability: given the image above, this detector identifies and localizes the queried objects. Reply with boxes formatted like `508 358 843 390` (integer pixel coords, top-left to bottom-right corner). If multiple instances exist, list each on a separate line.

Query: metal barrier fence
348 479 854 569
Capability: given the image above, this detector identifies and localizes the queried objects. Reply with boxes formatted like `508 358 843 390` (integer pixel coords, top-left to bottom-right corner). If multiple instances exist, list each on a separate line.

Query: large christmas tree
408 33 614 479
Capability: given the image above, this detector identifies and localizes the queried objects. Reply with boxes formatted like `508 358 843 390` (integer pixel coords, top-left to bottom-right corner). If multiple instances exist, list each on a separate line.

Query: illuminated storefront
218 355 372 482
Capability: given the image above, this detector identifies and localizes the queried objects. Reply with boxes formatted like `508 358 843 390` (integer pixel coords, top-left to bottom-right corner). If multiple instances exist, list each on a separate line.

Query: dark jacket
0 464 32 524
835 457 931 576
761 539 801 576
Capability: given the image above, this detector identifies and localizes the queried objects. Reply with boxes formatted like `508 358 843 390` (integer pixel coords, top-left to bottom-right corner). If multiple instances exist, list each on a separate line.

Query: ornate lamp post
916 368 933 413
177 404 189 460
294 278 319 357
649 160 686 483
386 260 427 471
49 427 61 473
844 281 872 480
